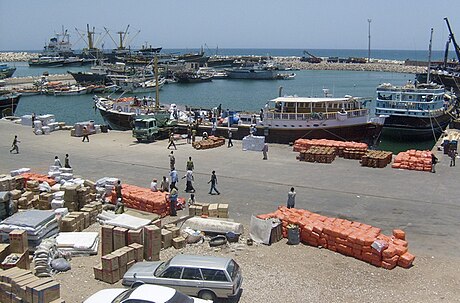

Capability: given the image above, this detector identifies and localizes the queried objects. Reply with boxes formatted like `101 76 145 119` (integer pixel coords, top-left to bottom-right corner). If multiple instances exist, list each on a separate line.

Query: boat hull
97 106 134 130
226 69 276 80
381 113 452 140
0 94 21 117
69 71 110 85
0 67 16 79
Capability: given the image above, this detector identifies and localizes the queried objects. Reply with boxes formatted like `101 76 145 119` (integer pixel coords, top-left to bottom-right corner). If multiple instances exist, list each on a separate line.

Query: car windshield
154 260 169 276
226 260 240 281
134 121 146 129
167 291 194 303
112 288 134 303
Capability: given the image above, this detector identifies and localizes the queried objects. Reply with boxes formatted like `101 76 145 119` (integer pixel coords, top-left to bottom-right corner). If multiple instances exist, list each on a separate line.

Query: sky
1 0 460 51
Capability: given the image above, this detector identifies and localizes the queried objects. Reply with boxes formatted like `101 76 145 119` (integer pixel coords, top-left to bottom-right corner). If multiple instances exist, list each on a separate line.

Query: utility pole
367 19 372 63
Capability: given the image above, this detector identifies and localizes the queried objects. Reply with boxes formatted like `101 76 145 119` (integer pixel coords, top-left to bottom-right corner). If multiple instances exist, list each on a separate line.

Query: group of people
53 154 72 168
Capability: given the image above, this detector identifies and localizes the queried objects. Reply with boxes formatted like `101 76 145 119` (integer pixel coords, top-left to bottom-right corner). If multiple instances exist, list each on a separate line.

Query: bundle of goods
297 146 337 163
55 232 99 256
361 150 393 168
192 136 225 150
21 173 56 187
342 148 367 160
34 238 58 277
110 184 170 217
242 135 265 151
257 206 415 269
391 150 433 172
0 175 17 191
0 210 59 251
293 139 368 157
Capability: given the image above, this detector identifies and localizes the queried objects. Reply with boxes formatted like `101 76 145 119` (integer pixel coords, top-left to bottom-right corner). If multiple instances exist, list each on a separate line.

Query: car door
180 267 204 296
155 266 184 289
200 268 231 298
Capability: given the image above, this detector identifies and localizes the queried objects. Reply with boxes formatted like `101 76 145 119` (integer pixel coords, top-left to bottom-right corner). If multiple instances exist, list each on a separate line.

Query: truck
132 112 177 142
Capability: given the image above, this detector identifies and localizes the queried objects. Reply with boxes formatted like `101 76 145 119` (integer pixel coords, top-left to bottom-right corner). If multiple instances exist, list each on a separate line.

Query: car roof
129 284 176 301
169 254 231 269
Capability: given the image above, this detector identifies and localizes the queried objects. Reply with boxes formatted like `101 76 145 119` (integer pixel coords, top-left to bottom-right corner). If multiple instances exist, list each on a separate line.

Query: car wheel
199 290 216 301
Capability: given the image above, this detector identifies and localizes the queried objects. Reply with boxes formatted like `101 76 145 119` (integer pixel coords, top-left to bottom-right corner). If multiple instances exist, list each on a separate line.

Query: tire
199 290 216 301
209 235 227 247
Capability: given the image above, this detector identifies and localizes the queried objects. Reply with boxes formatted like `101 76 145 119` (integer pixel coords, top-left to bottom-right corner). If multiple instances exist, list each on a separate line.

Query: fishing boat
175 71 212 83
28 56 66 67
0 93 21 117
0 64 16 79
375 81 457 140
53 85 88 96
225 64 277 80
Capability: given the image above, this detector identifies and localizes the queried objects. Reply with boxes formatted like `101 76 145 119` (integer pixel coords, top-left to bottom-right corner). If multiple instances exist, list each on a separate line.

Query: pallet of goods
391 150 433 172
297 146 336 163
192 136 225 150
360 150 393 168
257 206 415 270
293 139 368 158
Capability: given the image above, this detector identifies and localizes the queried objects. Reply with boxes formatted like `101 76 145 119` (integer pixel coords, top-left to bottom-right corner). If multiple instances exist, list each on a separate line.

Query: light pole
367 19 372 63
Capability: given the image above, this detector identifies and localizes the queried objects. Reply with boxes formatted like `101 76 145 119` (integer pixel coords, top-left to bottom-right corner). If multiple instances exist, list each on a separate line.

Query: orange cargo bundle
293 139 368 156
257 206 415 269
21 172 57 186
392 149 433 172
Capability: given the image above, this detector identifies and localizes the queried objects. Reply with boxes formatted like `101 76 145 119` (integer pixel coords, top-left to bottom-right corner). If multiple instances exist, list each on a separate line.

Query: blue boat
0 93 21 117
0 64 16 79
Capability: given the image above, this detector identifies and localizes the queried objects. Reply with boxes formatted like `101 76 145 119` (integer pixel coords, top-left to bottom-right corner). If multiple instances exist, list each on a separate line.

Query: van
122 254 243 301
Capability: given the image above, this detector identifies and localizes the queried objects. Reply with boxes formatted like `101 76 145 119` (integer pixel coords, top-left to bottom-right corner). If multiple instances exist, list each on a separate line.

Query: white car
83 284 212 303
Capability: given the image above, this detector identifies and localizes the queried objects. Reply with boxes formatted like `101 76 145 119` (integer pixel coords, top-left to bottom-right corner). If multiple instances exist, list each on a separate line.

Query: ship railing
266 109 368 121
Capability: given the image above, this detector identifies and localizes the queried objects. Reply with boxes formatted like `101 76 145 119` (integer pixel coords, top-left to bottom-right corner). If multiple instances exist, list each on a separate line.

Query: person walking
182 169 195 193
115 180 123 202
208 170 220 195
64 154 71 168
54 156 62 167
186 156 194 171
31 113 36 129
449 147 457 167
10 135 20 154
191 129 197 143
169 151 176 170
262 143 268 160
287 187 296 209
187 126 192 144
82 126 90 142
227 130 233 148
188 193 196 206
431 153 438 173
160 176 169 192
169 186 178 216
169 168 178 190
167 132 177 149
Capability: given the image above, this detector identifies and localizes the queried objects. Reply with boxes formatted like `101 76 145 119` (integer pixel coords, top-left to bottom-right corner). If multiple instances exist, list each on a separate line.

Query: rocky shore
0 51 426 74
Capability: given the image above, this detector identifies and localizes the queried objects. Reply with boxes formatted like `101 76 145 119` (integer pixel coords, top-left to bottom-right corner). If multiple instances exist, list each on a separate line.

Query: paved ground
1 120 460 302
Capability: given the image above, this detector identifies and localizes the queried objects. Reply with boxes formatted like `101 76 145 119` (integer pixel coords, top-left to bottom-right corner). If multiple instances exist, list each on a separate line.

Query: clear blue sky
1 0 460 51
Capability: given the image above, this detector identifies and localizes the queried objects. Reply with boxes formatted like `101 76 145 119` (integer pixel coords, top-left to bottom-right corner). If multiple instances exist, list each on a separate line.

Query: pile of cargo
110 184 170 217
21 173 56 187
293 139 368 157
192 136 225 150
189 203 229 218
360 150 393 168
0 268 63 303
391 150 433 172
297 146 337 163
257 206 415 269
342 148 367 160
1 230 30 271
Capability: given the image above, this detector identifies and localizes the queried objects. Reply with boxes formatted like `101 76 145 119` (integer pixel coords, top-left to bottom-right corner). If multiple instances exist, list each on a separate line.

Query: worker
186 156 194 171
10 135 20 154
160 176 169 192
64 154 71 168
150 178 158 192
169 186 178 216
287 187 296 209
182 169 195 193
54 156 62 168
115 198 125 214
167 132 177 150
115 180 123 202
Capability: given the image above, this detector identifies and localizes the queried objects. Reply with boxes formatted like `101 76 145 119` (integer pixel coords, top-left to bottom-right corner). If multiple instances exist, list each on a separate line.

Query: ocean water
11 48 443 152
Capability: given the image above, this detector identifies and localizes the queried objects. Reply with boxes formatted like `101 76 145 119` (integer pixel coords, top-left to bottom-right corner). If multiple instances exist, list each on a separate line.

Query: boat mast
427 28 433 84
154 55 159 110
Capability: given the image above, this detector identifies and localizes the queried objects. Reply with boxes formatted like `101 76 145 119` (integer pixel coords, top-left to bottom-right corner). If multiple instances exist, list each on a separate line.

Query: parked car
83 283 211 303
122 254 243 301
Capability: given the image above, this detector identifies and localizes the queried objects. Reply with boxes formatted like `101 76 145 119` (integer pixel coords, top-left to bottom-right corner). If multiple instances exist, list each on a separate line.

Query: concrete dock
2 119 459 258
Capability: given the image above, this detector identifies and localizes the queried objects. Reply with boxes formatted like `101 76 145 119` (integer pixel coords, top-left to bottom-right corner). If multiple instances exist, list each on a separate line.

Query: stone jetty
0 52 36 62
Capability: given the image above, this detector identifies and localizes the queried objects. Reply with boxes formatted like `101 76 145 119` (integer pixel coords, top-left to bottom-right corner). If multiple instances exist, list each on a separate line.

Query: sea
9 48 449 153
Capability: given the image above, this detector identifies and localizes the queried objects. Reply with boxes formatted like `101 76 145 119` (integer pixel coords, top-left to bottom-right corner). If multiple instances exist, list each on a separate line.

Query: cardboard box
12 274 38 299
208 204 218 217
101 226 114 255
113 227 127 250
31 280 60 303
195 206 203 216
59 217 76 232
128 243 144 262
172 237 186 249
201 203 210 216
119 265 127 277
102 269 120 284
168 227 180 238
218 204 229 218
0 268 29 283
127 260 135 270
9 230 28 254
101 254 119 271
161 229 172 249
25 278 53 303
144 225 161 261
122 246 135 263
189 205 196 216
93 264 103 281
127 229 143 245
112 250 127 270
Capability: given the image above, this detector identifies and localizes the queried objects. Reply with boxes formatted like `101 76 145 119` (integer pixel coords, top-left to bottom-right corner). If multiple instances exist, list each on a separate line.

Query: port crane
300 50 322 63
444 17 460 67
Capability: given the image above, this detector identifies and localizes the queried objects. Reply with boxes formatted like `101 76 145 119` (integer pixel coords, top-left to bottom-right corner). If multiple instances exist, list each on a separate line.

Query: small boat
0 93 21 117
12 87 42 96
28 56 66 67
0 64 16 79
225 64 277 80
175 71 213 83
53 85 88 96
276 73 296 80
375 81 457 140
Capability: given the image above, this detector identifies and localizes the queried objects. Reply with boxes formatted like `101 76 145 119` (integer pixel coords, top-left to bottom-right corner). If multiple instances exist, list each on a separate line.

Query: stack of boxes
0 268 63 303
59 202 102 232
37 193 53 210
218 204 229 218
18 191 35 210
161 229 172 249
63 185 78 212
144 225 161 261
163 224 184 250
1 230 30 271
189 203 229 218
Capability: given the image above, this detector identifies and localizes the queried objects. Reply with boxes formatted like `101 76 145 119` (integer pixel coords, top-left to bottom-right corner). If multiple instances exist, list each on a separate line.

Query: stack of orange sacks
293 139 368 154
391 149 433 172
111 184 170 217
257 206 415 269
21 172 57 186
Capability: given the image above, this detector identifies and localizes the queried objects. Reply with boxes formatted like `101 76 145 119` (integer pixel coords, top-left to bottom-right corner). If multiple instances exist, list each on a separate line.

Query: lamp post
367 19 372 63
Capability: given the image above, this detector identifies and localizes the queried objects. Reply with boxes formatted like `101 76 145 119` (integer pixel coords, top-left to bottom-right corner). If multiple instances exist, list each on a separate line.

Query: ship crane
300 50 322 63
444 17 460 63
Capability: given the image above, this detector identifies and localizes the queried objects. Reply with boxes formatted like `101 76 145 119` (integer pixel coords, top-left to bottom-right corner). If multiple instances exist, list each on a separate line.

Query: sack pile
111 184 170 217
192 136 225 150
21 173 56 187
391 150 433 172
293 139 368 157
257 206 415 269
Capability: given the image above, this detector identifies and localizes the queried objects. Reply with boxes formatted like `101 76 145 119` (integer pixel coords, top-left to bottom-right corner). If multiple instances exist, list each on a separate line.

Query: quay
1 120 459 302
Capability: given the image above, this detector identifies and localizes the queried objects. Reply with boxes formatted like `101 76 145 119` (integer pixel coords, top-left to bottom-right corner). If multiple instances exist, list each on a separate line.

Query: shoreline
1 51 426 74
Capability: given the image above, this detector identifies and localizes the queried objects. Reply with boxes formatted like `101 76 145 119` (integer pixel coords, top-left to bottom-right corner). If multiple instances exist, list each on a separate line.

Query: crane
444 17 460 63
300 50 322 63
